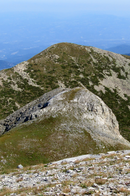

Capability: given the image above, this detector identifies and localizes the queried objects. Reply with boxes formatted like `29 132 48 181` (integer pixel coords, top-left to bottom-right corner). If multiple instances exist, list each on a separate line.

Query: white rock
17 164 23 169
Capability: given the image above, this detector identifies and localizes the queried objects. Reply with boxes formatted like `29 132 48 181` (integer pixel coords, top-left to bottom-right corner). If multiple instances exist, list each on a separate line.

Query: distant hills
0 60 14 70
106 44 130 55
1 12 130 68
1 43 130 70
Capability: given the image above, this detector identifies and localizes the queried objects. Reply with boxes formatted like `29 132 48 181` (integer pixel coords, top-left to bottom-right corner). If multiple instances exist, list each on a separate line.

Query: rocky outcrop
0 88 65 133
1 87 130 148
0 123 5 135
39 87 130 147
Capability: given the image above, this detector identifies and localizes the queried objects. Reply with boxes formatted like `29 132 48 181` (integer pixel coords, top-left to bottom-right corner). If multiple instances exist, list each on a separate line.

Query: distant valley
0 60 14 70
106 44 130 55
1 12 130 68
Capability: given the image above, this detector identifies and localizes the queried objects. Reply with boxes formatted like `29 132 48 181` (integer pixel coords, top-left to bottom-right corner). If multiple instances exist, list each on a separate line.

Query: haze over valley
1 11 130 70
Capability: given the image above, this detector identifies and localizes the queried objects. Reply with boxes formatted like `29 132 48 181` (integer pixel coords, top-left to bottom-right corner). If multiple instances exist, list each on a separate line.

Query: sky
0 0 130 17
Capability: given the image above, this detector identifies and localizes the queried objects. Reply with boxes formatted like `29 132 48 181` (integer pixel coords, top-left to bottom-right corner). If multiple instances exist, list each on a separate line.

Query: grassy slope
0 42 129 140
0 114 129 172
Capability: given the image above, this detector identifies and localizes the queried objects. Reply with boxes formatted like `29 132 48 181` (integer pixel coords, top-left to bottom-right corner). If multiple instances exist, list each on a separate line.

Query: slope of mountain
0 87 129 170
0 42 129 141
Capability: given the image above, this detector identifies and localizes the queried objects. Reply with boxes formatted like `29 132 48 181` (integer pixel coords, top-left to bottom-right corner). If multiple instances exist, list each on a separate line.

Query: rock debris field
0 150 130 195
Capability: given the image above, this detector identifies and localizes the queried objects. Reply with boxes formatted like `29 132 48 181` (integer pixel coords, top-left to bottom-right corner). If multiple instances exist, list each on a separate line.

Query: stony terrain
0 150 130 195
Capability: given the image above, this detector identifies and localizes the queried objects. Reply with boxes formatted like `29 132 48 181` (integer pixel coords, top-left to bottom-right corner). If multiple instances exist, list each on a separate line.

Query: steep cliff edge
0 88 65 134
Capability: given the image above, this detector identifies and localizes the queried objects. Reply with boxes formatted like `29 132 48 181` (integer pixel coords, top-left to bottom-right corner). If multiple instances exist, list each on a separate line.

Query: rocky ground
0 150 130 195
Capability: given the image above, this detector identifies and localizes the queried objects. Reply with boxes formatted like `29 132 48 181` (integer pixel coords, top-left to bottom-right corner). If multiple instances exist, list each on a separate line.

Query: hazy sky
0 0 130 17
0 0 130 65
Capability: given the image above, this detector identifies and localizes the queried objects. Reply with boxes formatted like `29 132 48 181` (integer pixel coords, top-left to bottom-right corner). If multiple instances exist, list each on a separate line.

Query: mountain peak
0 42 129 140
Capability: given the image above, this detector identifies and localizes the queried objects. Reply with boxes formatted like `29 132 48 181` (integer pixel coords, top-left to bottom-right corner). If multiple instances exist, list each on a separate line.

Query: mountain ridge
0 42 129 141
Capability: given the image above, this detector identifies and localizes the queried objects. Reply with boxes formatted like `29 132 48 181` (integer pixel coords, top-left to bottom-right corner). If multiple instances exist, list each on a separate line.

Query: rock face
1 87 130 148
0 88 65 133
39 87 130 147
0 123 5 135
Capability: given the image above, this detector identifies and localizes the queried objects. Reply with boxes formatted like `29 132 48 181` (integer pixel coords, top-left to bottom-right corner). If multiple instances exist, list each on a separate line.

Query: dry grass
16 177 23 182
61 161 68 165
72 173 78 178
62 180 75 187
62 185 71 193
74 159 81 164
82 157 95 162
95 177 107 185
80 179 95 188
0 188 12 196
18 193 27 196
0 184 55 196
118 187 130 194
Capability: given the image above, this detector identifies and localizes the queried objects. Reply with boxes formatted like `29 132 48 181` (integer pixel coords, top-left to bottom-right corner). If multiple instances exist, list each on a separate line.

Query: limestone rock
0 88 65 134
0 123 5 135
17 164 23 169
41 87 130 147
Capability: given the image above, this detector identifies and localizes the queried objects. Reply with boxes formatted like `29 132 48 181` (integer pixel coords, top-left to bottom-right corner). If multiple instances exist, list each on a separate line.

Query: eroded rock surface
41 87 129 147
0 88 65 132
